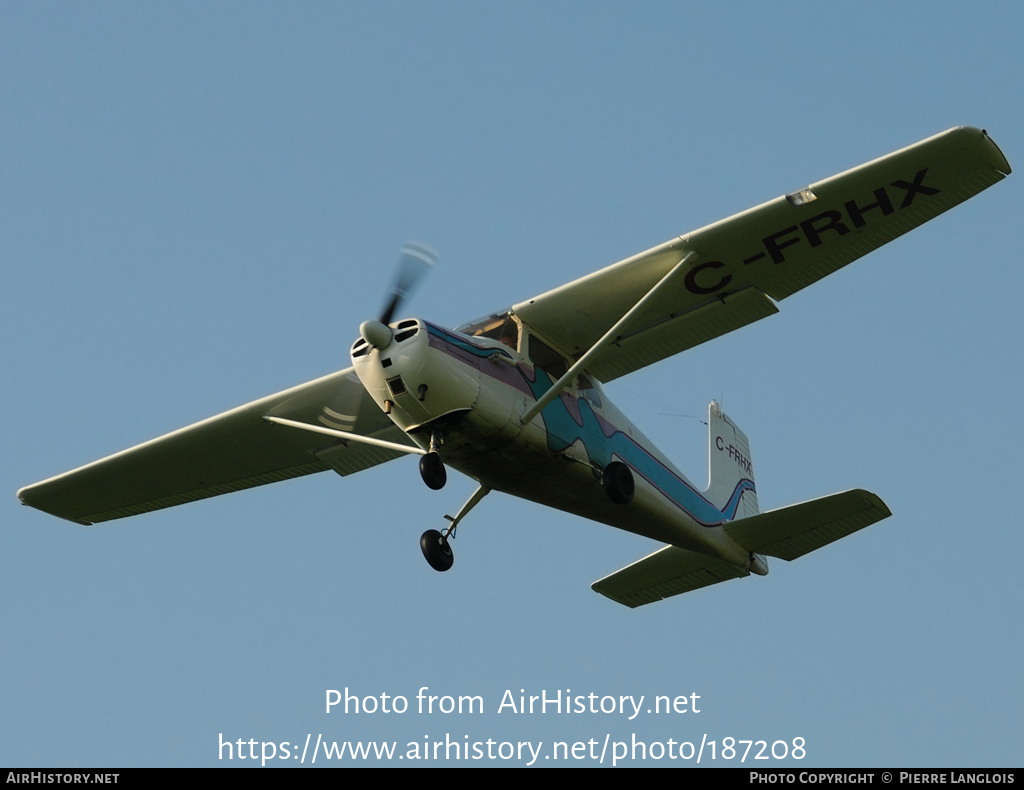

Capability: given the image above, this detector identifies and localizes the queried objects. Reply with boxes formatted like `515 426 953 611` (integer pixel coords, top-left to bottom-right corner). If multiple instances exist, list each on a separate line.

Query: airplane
18 127 1010 607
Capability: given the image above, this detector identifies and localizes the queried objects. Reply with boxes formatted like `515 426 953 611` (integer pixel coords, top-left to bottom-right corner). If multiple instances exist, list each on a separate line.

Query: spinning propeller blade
379 241 438 325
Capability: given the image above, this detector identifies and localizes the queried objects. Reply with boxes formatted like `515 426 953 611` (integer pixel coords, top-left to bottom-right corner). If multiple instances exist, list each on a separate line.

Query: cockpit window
458 313 520 351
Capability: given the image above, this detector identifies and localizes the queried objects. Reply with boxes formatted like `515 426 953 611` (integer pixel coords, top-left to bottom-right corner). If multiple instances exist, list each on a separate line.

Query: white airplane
18 127 1010 607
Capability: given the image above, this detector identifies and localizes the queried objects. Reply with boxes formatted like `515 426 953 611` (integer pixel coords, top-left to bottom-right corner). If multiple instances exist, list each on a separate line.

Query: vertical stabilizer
705 401 758 520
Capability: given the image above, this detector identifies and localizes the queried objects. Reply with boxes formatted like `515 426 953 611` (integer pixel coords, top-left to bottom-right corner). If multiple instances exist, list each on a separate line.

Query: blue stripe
524 371 752 527
426 324 754 527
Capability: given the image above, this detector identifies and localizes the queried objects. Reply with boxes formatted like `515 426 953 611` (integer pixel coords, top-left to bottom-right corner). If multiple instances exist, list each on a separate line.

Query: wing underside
515 127 1010 380
18 368 408 525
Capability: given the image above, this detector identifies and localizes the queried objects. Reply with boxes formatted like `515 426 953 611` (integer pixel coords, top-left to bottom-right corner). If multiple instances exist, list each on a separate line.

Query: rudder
705 401 758 520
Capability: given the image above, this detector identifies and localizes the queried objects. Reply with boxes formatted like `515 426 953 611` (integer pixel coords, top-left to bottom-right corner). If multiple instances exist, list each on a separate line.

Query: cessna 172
18 127 1010 607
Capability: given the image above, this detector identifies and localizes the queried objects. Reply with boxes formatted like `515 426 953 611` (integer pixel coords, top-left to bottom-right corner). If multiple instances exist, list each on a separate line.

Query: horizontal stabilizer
592 547 749 608
725 488 891 561
593 489 890 608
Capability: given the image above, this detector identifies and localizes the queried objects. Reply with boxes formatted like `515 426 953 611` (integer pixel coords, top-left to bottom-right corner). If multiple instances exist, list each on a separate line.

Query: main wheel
602 461 634 505
420 529 454 572
419 451 447 490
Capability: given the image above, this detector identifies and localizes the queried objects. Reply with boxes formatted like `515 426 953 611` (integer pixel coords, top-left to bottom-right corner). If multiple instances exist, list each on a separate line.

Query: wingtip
850 488 892 519
16 483 35 507
977 127 1012 175
16 482 94 526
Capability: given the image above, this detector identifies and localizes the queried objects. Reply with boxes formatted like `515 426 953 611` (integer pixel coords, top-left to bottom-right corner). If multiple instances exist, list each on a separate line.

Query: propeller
380 241 438 324
360 241 438 350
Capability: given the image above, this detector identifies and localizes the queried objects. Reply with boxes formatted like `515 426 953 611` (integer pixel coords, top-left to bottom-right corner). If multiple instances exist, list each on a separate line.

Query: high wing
19 128 1009 527
17 368 414 525
514 127 1010 381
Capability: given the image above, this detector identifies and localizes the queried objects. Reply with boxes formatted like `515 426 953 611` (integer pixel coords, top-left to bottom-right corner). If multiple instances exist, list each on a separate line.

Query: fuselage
351 316 752 568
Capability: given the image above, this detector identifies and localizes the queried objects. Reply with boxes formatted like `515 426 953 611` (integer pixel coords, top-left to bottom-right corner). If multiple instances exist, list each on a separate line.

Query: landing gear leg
419 484 491 572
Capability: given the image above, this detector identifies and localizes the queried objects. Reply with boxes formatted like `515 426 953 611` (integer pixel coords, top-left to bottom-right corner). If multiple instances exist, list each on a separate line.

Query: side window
528 335 569 380
495 317 519 351
577 374 602 408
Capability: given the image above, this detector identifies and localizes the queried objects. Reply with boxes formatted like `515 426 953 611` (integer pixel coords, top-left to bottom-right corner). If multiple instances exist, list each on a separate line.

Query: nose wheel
419 451 447 490
418 432 447 490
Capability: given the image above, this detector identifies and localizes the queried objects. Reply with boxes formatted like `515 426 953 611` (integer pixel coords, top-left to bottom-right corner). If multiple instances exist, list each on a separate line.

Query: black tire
419 451 447 490
602 461 634 505
420 529 454 572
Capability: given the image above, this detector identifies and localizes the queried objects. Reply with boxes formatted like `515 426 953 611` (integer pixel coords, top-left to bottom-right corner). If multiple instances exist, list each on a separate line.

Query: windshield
456 312 520 350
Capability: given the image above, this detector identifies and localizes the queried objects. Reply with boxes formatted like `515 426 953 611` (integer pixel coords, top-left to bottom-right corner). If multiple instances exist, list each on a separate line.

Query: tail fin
705 401 758 520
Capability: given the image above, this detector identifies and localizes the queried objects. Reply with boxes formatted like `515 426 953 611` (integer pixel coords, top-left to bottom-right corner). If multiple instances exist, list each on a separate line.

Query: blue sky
3 2 1021 767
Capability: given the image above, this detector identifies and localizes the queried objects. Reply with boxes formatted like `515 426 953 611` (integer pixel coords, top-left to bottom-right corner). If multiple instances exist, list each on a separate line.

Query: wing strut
263 416 425 455
519 250 698 424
